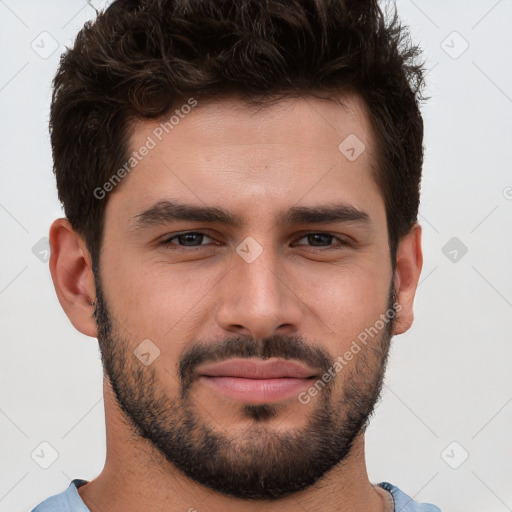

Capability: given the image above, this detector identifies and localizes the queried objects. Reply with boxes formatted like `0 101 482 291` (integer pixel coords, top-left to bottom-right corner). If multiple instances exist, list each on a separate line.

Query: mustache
179 334 335 393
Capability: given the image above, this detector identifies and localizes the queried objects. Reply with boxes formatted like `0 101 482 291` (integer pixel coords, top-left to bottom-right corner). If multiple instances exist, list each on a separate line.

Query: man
32 0 441 510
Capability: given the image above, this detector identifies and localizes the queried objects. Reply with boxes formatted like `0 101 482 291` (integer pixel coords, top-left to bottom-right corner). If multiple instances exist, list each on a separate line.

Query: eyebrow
131 200 371 229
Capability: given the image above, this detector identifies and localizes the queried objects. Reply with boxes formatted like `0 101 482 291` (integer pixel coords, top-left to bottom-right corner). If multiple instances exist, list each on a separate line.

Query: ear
49 218 98 338
392 223 423 335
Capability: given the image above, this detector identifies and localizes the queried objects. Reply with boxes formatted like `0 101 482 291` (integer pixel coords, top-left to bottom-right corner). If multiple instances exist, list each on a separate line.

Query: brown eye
293 233 348 248
161 231 214 248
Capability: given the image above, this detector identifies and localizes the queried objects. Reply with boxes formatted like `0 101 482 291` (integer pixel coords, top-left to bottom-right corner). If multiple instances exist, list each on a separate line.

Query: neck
78 380 390 512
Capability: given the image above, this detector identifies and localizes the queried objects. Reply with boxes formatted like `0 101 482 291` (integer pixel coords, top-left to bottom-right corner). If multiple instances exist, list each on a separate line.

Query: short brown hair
50 0 426 266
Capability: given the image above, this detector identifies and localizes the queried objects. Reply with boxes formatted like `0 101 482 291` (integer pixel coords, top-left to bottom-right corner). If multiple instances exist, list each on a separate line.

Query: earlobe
49 218 98 338
392 223 423 335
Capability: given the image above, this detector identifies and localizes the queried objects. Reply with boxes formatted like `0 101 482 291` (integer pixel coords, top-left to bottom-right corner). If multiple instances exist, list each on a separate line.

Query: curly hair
50 0 426 265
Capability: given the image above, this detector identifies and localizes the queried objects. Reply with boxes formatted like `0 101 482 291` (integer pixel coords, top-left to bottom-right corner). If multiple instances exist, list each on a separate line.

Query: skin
49 93 422 512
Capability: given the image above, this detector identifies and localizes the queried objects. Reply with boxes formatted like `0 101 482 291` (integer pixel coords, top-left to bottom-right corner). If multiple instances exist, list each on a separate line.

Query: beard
93 273 396 501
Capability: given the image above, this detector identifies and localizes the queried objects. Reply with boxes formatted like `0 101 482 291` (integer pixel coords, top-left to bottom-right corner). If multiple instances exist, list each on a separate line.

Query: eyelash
160 231 350 251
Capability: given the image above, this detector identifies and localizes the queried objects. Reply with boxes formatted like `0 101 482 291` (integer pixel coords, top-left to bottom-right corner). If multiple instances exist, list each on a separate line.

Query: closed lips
198 358 317 379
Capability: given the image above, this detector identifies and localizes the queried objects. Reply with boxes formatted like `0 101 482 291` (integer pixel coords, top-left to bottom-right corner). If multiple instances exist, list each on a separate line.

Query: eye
161 231 216 248
292 232 349 248
159 231 349 252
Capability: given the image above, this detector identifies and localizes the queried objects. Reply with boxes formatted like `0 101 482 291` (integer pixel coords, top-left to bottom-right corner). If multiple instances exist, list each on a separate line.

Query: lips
198 358 317 379
197 358 317 404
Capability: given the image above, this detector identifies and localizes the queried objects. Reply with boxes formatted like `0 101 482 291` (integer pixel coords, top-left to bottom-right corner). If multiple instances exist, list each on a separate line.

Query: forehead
105 93 384 227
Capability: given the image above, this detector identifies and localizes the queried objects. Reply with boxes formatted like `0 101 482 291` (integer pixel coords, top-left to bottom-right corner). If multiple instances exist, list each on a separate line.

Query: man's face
94 94 396 499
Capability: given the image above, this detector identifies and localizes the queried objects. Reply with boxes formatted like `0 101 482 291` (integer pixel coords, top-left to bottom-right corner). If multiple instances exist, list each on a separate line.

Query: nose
215 245 303 340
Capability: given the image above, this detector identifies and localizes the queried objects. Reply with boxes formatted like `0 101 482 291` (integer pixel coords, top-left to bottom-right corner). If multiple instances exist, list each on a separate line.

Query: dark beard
93 272 396 501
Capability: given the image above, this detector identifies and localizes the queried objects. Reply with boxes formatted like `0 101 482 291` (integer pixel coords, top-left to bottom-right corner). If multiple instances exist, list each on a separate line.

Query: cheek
102 259 223 358
294 259 391 347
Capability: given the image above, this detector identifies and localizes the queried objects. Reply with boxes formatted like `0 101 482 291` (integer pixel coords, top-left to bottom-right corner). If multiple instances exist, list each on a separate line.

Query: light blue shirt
32 479 442 511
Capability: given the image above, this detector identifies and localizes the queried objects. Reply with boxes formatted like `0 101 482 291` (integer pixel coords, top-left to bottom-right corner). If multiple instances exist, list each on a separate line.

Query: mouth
197 358 317 404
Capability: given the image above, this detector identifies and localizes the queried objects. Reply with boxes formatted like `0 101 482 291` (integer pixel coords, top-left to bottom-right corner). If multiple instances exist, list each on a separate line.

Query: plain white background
1 1 511 511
